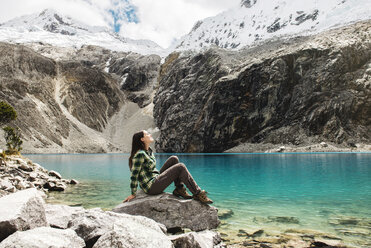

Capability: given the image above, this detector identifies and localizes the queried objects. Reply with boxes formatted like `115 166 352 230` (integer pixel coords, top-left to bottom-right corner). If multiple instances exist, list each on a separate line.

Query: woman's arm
129 152 145 196
123 194 136 202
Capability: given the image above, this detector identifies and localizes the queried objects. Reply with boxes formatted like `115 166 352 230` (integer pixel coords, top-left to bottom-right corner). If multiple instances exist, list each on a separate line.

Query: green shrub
3 126 23 153
0 101 17 125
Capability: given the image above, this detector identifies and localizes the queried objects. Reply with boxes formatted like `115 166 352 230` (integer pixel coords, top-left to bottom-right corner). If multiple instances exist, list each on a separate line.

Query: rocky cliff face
0 42 161 153
154 20 371 152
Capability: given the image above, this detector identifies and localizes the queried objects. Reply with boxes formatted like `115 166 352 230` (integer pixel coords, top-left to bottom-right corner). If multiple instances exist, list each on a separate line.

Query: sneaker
193 190 213 204
173 186 193 199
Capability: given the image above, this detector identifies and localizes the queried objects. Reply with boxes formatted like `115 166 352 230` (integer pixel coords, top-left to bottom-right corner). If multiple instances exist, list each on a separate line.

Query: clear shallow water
27 153 371 247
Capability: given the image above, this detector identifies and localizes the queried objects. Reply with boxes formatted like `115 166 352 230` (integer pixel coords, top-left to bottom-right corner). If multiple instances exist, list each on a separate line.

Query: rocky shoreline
0 155 367 248
0 188 225 248
0 154 79 197
226 142 371 153
0 155 225 248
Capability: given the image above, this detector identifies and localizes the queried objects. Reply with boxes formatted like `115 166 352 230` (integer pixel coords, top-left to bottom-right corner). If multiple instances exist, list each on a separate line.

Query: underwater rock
267 216 300 224
218 209 234 220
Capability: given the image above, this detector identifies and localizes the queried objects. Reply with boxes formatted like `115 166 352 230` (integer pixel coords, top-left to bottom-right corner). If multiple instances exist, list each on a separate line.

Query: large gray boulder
0 226 85 248
45 204 85 229
171 230 224 248
0 188 47 241
68 208 169 248
92 217 173 248
112 192 220 232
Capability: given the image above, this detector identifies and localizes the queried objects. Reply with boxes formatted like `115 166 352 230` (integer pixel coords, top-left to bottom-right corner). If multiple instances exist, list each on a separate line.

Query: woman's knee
177 163 186 171
170 156 179 163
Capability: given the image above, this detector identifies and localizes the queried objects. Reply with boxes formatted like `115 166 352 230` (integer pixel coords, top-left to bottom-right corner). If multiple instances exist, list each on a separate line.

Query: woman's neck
144 144 150 151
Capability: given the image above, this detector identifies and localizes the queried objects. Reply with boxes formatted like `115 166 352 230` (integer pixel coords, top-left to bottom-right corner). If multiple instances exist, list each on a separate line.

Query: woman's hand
123 194 136 203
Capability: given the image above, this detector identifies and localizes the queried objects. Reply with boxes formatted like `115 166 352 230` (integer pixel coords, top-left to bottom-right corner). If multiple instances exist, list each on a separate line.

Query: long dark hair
128 131 145 170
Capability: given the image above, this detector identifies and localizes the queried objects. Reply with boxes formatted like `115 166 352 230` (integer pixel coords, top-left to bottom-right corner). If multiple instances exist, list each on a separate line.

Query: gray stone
68 208 168 248
112 192 220 232
0 226 85 248
171 230 224 248
268 216 300 224
49 170 62 179
0 188 47 241
6 186 16 193
45 204 85 229
320 142 328 147
0 179 13 190
15 180 28 190
50 182 67 191
18 162 32 172
92 216 173 248
33 163 48 173
28 172 38 181
218 209 234 220
43 181 55 189
70 179 79 184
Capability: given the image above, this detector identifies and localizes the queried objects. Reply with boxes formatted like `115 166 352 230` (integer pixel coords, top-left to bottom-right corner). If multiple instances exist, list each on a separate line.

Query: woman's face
141 130 154 146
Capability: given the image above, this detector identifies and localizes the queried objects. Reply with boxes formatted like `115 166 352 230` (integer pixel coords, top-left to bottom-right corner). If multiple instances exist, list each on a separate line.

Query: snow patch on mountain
0 9 165 56
173 0 371 51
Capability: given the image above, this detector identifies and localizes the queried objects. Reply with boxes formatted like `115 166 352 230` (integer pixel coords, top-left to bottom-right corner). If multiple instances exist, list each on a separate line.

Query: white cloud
0 0 240 48
120 0 239 48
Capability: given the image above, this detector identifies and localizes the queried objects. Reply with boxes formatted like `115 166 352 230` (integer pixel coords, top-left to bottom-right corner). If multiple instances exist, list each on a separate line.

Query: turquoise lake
26 153 371 247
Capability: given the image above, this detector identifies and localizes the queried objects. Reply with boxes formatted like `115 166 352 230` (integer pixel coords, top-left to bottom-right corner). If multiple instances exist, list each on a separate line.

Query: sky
0 0 240 48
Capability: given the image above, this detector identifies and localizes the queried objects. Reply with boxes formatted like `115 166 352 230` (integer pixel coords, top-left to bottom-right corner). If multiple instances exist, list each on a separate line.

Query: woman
123 130 213 204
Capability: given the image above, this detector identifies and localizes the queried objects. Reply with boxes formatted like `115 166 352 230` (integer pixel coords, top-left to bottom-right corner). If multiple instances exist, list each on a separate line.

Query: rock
250 229 264 238
171 230 224 248
33 163 48 173
43 181 66 191
285 239 309 248
310 240 346 248
50 182 67 191
13 176 24 183
18 162 33 172
43 181 55 189
112 192 220 232
268 216 300 224
0 179 13 190
0 227 85 248
15 180 28 190
218 209 234 220
45 204 85 229
320 142 328 147
67 208 168 248
92 218 173 248
0 188 47 241
276 146 286 152
70 179 79 185
6 186 16 193
49 170 62 179
28 172 38 182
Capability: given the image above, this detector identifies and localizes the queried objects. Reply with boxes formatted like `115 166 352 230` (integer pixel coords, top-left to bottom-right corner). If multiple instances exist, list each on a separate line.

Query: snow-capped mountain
0 9 164 55
173 0 371 51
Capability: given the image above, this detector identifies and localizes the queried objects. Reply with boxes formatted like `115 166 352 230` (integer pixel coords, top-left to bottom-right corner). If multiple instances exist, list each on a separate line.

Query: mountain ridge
173 0 371 51
0 8 164 56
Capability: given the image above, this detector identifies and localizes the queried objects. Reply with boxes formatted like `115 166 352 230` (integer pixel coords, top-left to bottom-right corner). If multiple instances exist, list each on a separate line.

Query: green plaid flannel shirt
130 149 159 195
